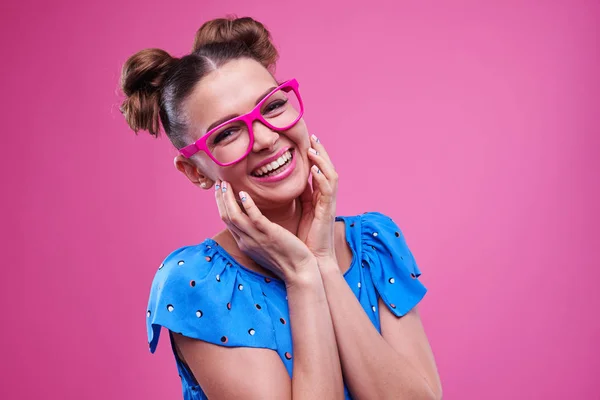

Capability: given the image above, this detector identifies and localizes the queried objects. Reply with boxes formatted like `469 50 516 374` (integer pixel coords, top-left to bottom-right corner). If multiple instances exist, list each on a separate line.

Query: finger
214 180 227 221
230 228 242 242
310 165 335 206
215 180 245 237
238 190 271 233
309 133 333 166
307 147 338 186
220 181 256 235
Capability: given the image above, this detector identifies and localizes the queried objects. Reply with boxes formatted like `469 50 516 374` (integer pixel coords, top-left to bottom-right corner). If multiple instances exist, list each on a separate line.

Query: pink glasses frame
179 78 304 166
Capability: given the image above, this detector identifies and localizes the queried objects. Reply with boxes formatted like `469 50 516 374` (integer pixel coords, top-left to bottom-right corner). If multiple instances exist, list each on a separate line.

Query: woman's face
180 58 311 209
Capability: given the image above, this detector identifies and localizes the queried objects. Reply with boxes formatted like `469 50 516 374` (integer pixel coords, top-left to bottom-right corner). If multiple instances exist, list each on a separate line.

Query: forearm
319 260 436 400
286 264 345 400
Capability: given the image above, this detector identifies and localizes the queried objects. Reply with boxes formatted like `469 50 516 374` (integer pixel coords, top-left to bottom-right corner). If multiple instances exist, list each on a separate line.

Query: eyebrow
205 86 278 132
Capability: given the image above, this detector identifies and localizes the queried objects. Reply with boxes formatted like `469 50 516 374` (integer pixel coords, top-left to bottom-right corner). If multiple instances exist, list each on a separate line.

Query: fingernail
221 181 227 193
312 165 320 174
308 148 319 156
215 182 221 191
311 134 319 143
239 191 247 202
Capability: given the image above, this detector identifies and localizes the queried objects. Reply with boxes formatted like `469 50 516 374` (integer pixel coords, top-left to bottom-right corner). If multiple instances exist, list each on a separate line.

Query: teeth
253 151 292 177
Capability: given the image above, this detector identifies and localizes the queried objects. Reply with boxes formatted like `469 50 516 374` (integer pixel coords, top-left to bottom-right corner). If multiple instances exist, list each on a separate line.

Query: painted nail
312 165 320 174
215 183 221 191
221 181 227 193
311 134 319 143
239 191 247 202
308 148 319 156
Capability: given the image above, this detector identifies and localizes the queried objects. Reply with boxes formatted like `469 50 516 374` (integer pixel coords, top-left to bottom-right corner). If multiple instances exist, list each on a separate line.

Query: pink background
1 0 598 398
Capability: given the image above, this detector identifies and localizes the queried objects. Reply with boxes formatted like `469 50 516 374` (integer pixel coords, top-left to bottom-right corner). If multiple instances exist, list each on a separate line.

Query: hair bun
119 48 177 136
192 16 278 70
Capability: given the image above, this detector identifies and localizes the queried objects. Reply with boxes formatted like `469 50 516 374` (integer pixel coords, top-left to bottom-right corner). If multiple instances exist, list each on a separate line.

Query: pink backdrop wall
1 0 598 398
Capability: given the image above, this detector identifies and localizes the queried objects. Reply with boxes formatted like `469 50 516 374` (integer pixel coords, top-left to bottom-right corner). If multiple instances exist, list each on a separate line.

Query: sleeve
145 243 277 353
361 212 427 317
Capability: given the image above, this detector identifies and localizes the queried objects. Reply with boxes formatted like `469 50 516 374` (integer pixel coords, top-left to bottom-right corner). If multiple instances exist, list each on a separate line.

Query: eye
212 127 239 144
264 99 288 114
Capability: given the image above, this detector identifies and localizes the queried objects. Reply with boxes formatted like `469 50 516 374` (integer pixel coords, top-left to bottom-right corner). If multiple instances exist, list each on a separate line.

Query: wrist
284 259 322 289
316 257 342 277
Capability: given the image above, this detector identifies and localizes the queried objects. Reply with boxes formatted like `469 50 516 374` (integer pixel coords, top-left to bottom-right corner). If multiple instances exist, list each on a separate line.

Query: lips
249 148 297 183
251 149 294 177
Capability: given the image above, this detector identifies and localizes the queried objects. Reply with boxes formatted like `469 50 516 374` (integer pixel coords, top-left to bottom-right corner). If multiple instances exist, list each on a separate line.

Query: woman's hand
215 179 317 283
297 134 339 264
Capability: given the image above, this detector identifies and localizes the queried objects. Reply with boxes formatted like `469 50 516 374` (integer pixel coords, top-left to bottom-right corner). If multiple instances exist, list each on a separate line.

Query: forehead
185 58 278 135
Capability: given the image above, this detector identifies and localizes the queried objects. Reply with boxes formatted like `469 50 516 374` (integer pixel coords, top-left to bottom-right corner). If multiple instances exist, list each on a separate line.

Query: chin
259 178 308 208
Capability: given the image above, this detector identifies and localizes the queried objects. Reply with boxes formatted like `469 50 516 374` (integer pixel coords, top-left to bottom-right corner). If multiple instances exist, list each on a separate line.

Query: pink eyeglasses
179 79 304 166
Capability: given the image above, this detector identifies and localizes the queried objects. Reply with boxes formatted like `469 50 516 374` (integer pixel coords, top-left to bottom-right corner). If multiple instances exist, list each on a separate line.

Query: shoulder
145 241 218 351
360 211 403 234
357 211 420 275
337 211 408 252
145 240 278 353
354 211 414 255
148 242 217 292
345 211 428 317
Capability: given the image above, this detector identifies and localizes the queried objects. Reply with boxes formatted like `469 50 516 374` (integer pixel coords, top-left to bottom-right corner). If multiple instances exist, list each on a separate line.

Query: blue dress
146 212 427 399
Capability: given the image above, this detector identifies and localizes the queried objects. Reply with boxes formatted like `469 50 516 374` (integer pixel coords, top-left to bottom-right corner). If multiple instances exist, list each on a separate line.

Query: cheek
218 164 248 182
288 119 310 148
282 121 311 172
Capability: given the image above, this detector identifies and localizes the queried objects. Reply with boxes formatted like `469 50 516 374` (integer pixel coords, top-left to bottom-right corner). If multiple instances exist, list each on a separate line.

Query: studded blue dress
146 212 427 399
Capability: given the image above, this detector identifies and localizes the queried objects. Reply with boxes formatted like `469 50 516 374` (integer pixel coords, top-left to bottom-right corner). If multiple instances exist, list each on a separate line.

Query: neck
260 197 302 236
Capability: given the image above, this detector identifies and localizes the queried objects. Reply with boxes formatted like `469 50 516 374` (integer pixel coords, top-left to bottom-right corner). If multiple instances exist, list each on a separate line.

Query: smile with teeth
251 150 293 177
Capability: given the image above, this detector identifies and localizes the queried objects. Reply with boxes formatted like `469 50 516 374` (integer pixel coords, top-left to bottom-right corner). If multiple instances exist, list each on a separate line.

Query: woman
121 16 442 400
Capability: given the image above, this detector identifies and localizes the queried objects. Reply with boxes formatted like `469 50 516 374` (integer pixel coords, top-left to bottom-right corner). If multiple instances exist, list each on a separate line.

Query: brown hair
119 16 279 149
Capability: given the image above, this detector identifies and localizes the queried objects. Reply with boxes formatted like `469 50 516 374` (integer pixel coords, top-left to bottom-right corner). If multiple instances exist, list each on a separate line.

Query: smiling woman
120 16 442 400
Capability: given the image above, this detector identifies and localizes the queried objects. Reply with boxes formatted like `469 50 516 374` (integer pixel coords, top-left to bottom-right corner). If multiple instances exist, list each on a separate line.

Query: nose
251 121 279 153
